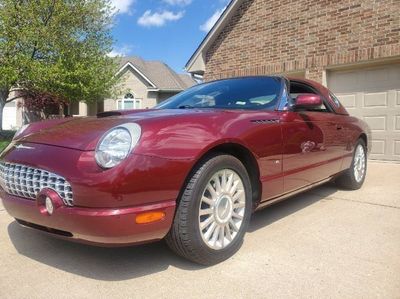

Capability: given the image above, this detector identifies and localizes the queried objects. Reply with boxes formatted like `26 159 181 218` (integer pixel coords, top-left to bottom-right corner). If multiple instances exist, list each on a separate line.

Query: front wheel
166 154 252 265
335 139 367 190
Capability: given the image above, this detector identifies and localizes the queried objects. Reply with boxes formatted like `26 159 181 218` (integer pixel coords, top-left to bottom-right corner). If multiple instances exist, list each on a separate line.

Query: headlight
13 124 30 140
95 123 141 169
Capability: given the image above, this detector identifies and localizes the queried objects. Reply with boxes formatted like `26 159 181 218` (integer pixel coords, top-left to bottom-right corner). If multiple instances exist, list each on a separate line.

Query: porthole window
125 93 134 99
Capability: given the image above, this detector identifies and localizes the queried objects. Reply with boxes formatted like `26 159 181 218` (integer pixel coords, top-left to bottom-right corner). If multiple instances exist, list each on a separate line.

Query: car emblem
14 144 35 150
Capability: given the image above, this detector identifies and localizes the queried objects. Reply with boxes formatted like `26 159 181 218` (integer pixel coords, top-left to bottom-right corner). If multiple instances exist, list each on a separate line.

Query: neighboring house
70 56 196 115
186 0 400 161
3 56 196 129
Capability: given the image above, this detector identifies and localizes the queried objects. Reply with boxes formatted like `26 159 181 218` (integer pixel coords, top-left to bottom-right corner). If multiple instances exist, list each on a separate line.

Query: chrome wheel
198 169 246 250
353 144 366 183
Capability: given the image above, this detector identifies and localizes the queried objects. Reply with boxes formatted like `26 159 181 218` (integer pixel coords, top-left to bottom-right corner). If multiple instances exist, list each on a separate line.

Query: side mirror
293 94 323 109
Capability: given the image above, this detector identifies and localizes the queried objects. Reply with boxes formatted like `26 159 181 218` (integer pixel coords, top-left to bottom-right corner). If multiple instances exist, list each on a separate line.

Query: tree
18 89 69 123
0 0 118 130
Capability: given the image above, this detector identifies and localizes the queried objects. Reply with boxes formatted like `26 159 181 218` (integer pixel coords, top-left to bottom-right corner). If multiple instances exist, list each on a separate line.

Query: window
329 92 342 108
117 93 142 110
289 81 332 112
155 77 282 111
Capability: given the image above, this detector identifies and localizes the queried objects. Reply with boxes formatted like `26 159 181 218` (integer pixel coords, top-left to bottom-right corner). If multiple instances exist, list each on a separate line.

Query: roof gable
116 62 157 88
185 0 243 75
116 56 196 91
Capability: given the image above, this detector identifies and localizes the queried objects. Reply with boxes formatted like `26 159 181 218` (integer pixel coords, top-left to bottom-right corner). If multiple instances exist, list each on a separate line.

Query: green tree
0 0 118 130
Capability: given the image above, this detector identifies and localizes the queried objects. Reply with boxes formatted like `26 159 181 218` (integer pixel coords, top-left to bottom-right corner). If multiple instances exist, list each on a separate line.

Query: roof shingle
116 56 196 91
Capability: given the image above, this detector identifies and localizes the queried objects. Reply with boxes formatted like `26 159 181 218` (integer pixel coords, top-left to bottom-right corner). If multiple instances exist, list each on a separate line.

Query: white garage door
328 63 400 161
2 101 17 130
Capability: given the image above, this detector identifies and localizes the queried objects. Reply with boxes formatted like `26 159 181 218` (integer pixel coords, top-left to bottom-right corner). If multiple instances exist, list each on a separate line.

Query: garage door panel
339 94 356 108
397 91 400 105
395 116 400 131
364 92 387 107
364 116 386 131
371 140 385 155
328 63 400 161
395 141 400 156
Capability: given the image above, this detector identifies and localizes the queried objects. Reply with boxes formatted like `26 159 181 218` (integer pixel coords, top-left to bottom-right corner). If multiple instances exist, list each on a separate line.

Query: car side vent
250 119 280 124
97 111 122 118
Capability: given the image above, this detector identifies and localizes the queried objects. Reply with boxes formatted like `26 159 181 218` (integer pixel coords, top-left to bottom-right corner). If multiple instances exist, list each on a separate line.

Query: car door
281 83 347 193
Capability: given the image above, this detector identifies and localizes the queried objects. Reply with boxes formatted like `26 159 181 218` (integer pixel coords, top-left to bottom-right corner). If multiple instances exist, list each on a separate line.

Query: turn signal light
136 211 166 224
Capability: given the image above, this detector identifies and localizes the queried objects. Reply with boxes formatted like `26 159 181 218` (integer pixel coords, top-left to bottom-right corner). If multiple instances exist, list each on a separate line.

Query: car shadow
7 182 340 281
248 182 338 233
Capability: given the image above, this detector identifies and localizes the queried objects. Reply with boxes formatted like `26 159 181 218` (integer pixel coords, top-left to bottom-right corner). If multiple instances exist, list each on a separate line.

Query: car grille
0 161 73 206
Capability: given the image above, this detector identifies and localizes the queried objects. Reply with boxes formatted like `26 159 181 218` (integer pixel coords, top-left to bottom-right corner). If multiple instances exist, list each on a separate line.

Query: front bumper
1 188 175 246
0 142 192 246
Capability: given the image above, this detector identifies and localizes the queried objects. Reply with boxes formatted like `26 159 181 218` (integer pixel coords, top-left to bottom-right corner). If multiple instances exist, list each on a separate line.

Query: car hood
16 109 282 151
17 109 238 151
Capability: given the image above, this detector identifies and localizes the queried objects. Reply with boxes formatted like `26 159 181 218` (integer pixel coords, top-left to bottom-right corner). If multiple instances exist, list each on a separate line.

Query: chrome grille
0 162 73 206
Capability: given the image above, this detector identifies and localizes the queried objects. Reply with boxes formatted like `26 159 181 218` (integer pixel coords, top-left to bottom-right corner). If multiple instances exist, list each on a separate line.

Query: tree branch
31 0 56 60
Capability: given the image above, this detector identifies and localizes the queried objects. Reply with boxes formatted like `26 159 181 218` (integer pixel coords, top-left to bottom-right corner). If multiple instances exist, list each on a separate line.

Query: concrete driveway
0 161 399 299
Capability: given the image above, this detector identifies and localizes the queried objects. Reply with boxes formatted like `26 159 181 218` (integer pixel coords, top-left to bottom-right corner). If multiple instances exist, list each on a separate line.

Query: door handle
336 125 343 130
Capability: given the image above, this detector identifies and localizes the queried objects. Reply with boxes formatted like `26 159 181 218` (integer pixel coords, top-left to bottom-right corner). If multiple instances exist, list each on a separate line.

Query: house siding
204 0 400 82
104 67 153 111
103 67 177 111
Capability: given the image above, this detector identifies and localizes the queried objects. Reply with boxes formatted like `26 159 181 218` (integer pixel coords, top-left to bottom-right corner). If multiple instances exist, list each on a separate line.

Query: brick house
186 0 400 161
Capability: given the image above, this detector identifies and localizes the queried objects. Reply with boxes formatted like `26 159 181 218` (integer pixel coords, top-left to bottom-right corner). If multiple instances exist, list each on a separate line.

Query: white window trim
115 62 157 88
117 98 142 110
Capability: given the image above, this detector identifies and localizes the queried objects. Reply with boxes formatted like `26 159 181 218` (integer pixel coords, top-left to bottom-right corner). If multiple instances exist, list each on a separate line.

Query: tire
335 139 367 190
165 154 252 265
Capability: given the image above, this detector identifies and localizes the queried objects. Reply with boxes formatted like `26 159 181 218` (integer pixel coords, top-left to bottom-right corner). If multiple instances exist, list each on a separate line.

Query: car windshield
156 77 282 110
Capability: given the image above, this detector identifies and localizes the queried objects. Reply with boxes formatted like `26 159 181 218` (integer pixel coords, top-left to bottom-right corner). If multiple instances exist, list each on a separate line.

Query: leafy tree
0 0 118 130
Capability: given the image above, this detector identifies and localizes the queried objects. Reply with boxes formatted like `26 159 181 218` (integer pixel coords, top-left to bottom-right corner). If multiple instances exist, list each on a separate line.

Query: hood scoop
97 111 122 118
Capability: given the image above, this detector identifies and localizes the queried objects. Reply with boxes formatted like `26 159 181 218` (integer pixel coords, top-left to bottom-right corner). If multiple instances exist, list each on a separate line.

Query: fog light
45 197 54 215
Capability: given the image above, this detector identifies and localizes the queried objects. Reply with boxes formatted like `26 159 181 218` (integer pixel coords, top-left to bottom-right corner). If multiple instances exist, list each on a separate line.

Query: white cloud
107 45 133 57
138 10 184 27
111 0 135 15
200 7 226 32
162 0 192 5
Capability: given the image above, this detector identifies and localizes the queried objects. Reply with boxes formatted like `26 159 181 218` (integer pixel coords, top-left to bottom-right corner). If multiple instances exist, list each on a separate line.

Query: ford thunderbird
0 76 370 265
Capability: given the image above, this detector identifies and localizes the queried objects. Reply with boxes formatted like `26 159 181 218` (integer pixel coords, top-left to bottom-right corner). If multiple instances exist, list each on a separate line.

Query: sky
109 0 230 73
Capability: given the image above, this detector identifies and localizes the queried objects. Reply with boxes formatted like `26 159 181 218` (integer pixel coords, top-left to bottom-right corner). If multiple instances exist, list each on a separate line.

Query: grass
0 130 16 152
0 140 11 152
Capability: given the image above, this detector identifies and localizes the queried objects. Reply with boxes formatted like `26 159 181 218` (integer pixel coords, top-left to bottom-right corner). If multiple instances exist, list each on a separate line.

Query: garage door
328 64 400 161
2 101 17 130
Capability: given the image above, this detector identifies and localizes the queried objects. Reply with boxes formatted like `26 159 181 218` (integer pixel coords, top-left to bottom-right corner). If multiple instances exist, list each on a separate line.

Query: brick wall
204 0 400 82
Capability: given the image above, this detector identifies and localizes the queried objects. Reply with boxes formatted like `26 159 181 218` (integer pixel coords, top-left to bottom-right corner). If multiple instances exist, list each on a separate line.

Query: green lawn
0 130 16 152
0 140 11 152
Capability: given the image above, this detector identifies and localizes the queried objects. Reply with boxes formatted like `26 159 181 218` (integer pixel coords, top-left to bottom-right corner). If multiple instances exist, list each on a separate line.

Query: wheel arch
359 133 367 144
359 133 368 151
178 142 262 211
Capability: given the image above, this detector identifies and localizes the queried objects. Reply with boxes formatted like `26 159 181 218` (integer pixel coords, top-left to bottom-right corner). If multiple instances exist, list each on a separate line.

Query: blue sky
110 0 230 73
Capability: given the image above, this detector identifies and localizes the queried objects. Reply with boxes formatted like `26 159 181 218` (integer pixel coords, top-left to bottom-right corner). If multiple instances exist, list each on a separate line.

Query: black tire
335 139 367 190
165 154 252 265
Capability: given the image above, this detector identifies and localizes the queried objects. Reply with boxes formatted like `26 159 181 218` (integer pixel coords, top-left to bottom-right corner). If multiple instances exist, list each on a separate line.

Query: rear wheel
166 154 252 265
335 139 367 190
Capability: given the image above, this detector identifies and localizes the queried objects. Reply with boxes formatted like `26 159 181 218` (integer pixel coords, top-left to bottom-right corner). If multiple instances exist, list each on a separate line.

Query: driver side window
289 82 330 112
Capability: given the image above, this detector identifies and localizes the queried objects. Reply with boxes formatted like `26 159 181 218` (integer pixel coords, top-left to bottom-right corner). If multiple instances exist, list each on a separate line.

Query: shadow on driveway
7 183 339 281
249 183 337 232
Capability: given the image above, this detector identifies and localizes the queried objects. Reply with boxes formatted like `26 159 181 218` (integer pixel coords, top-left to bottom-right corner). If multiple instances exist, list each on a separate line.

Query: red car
0 76 370 265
